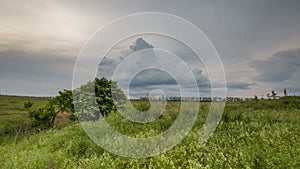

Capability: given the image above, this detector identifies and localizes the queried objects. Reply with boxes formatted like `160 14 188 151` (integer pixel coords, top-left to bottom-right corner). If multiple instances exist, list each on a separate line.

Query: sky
0 0 300 97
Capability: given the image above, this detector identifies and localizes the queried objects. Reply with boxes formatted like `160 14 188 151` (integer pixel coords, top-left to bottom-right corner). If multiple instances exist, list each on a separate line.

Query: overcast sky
0 0 299 97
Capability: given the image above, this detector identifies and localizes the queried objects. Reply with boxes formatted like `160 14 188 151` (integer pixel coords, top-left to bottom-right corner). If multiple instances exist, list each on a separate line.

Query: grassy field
0 95 48 135
0 96 300 168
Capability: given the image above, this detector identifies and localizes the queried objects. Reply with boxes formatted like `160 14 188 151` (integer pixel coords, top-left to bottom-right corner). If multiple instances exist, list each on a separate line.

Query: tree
284 88 287 96
73 77 127 121
49 90 75 126
266 93 271 100
271 90 279 99
26 90 74 128
254 95 258 101
27 102 56 128
95 78 126 116
25 77 126 126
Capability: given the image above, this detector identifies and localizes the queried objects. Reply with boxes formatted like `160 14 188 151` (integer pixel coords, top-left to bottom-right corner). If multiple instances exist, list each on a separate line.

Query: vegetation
25 90 74 128
0 95 300 168
0 95 48 135
22 77 126 128
73 77 127 121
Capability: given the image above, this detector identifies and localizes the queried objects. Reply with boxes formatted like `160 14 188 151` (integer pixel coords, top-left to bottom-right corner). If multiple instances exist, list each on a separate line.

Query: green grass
0 95 48 134
0 96 300 168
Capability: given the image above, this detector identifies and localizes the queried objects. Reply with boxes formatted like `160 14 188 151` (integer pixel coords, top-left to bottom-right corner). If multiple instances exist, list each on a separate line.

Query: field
0 95 300 168
0 95 48 135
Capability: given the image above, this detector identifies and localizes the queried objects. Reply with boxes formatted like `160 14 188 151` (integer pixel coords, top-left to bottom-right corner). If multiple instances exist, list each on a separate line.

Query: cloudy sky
0 0 300 97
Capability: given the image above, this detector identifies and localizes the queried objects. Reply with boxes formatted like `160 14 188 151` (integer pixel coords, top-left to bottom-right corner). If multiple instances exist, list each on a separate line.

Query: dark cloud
98 38 260 97
251 48 300 82
98 38 156 78
2 0 300 96
0 50 75 78
130 69 177 87
226 81 256 90
97 38 213 97
129 38 153 52
0 49 76 96
251 48 300 93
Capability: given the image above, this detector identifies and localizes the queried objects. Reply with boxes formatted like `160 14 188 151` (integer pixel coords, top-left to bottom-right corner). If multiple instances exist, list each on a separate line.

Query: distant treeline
133 97 239 102
132 96 291 102
0 94 52 98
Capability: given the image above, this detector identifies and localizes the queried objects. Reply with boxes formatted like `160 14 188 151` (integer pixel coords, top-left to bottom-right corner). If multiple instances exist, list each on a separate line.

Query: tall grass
0 97 300 168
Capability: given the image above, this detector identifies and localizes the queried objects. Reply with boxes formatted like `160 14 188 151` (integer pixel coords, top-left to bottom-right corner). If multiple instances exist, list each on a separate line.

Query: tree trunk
50 110 60 127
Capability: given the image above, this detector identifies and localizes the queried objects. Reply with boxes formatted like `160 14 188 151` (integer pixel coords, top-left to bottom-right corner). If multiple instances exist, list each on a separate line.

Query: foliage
27 102 56 128
0 95 48 135
284 88 287 96
94 78 117 117
73 77 127 121
1 97 300 168
26 90 74 128
271 90 278 99
50 90 75 122
254 95 258 101
131 100 151 112
24 101 33 110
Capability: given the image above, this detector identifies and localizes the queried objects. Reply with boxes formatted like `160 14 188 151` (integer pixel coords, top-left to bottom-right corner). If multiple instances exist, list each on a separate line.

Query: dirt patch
55 111 71 127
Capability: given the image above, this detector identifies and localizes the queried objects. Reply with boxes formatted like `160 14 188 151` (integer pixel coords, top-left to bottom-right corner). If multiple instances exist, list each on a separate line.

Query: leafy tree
27 102 56 128
284 88 287 96
73 81 99 121
73 77 127 121
26 90 75 128
94 78 116 117
254 95 259 101
271 90 279 99
266 93 271 100
25 77 126 126
49 90 75 126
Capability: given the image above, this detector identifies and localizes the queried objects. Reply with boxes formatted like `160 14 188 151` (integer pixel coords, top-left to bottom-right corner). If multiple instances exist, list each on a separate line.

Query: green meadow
0 95 48 135
0 95 300 168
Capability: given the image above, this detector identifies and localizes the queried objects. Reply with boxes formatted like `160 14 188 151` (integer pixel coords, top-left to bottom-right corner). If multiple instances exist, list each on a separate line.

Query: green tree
73 77 127 121
49 90 75 126
254 95 258 101
27 102 56 128
26 90 74 128
26 77 125 126
271 90 279 99
284 88 287 96
266 93 271 100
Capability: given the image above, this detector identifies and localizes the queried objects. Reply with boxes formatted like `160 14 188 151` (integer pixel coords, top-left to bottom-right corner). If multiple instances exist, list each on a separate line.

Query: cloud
129 69 177 87
98 38 155 79
129 38 153 51
251 48 300 92
97 38 212 97
0 49 76 96
98 38 260 97
226 81 256 90
251 48 300 82
1 0 300 97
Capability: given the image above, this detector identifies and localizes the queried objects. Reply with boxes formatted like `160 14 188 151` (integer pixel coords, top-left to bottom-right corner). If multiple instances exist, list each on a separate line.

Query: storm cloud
251 48 300 82
0 49 75 96
251 48 300 92
97 38 211 98
0 0 300 97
